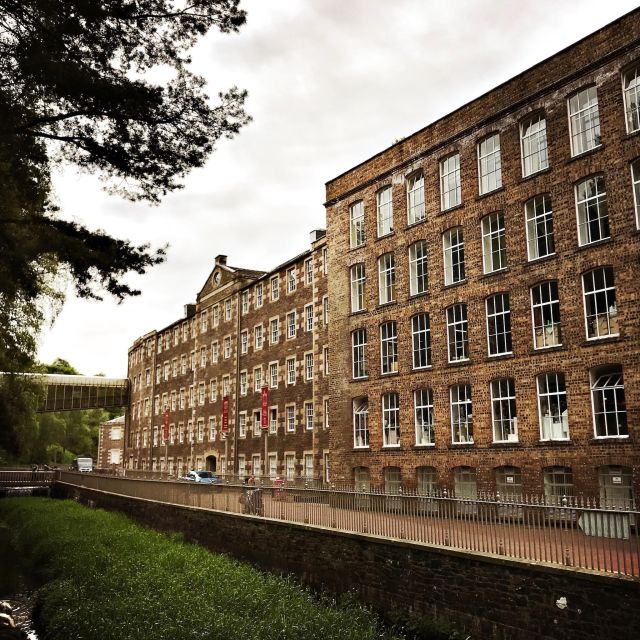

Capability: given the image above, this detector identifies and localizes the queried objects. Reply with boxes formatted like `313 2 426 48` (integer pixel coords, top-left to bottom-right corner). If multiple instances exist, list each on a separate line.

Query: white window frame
239 370 247 396
239 331 247 355
305 402 314 430
380 321 398 375
254 324 263 350
590 366 628 439
253 367 262 392
270 317 279 344
450 384 473 444
304 304 314 332
376 186 393 237
286 405 295 433
382 392 400 448
407 171 425 225
305 353 314 381
414 388 434 446
411 313 431 370
271 275 280 301
349 200 365 248
486 293 512 356
632 159 640 230
353 397 369 448
408 240 428 296
520 114 549 177
238 413 246 438
350 263 365 312
241 291 249 315
525 194 555 261
481 212 506 273
443 227 465 285
623 66 640 134
269 362 278 389
287 267 297 293
378 253 395 304
446 304 468 363
491 378 517 443
286 358 296 385
582 267 618 340
477 133 502 195
255 283 263 308
568 86 601 156
286 310 297 339
575 175 609 246
537 373 569 441
352 329 367 379
531 281 562 349
440 153 461 210
304 257 313 285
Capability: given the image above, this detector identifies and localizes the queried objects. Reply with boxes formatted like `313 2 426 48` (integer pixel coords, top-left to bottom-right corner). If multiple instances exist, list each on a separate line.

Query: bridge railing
0 470 55 487
56 471 640 578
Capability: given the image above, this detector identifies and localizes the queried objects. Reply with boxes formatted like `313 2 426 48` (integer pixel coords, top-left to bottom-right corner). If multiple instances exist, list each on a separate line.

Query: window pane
481 212 506 273
411 313 431 369
538 373 568 441
377 186 393 236
443 227 465 285
576 176 609 245
440 153 461 210
407 172 425 224
525 195 554 260
486 293 512 355
409 241 428 295
491 379 517 442
582 267 618 339
591 366 627 438
568 86 601 155
451 385 473 444
521 114 549 176
349 201 365 248
531 281 562 348
414 389 434 445
478 134 502 194
447 304 468 362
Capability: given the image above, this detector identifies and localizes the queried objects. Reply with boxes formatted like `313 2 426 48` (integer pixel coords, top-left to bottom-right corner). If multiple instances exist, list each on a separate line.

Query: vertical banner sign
261 386 269 429
222 396 229 433
163 410 169 441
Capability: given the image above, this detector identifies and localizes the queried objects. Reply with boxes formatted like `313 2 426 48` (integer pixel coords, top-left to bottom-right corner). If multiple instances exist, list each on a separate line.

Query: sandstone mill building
123 10 640 502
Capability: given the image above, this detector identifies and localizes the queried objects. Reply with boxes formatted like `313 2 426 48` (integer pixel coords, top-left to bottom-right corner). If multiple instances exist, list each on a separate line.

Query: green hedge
0 498 398 640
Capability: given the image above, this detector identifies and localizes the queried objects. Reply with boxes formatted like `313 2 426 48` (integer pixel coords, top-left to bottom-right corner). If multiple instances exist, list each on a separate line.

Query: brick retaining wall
53 483 640 640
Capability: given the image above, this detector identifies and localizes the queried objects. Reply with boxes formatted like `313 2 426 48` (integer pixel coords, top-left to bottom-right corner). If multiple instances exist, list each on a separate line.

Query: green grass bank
0 498 398 640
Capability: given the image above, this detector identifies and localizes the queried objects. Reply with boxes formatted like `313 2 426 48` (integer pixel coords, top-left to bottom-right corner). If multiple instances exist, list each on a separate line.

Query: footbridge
36 374 129 412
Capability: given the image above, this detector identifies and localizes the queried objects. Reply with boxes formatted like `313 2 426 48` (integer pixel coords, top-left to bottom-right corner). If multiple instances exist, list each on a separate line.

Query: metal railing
0 470 55 487
57 471 640 578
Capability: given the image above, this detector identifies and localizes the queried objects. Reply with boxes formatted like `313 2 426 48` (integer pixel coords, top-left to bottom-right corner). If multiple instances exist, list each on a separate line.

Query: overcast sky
37 0 639 378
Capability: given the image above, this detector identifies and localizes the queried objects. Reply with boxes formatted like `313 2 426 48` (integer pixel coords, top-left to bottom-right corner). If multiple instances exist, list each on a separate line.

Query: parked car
179 470 221 484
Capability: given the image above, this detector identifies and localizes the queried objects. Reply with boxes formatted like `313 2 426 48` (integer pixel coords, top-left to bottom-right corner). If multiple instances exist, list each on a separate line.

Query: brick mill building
325 9 640 501
97 415 125 469
126 232 329 482
125 9 640 501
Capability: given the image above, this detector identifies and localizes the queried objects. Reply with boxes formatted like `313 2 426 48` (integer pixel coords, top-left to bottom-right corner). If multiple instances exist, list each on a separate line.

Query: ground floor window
543 466 573 502
354 466 371 492
598 466 634 509
416 466 437 495
495 466 523 500
384 466 402 494
454 466 477 499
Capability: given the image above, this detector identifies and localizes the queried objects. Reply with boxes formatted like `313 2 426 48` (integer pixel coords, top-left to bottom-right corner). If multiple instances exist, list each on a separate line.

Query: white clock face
213 272 221 284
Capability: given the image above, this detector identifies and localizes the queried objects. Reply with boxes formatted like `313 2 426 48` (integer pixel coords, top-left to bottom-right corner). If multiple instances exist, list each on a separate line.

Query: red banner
222 396 229 433
162 410 169 441
261 386 269 429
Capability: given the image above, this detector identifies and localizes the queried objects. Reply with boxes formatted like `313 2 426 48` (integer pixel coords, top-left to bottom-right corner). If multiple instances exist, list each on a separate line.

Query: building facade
97 415 125 469
325 10 640 500
126 232 329 482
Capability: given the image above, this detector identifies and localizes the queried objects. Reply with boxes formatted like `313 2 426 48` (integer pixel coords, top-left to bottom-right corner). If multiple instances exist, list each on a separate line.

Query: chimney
309 229 326 243
216 254 227 266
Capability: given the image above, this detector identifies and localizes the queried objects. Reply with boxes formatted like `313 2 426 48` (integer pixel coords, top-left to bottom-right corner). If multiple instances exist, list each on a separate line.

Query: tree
0 0 250 326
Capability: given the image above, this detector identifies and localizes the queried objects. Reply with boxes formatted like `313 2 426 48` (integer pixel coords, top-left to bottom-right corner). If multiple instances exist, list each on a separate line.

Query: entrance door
206 455 217 472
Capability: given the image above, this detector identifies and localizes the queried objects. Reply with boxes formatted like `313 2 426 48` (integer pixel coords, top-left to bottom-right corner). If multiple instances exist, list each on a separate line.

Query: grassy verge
0 497 398 640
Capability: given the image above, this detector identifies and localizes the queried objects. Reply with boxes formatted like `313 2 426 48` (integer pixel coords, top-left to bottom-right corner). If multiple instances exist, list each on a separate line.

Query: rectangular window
525 194 554 260
443 227 465 285
209 379 217 402
477 133 502 195
253 412 261 437
481 212 506 273
223 336 231 359
447 304 468 362
576 176 609 245
531 281 562 349
378 253 395 304
305 353 314 380
224 299 232 321
268 453 278 478
623 66 640 133
197 418 204 442
376 186 393 236
353 398 369 448
241 291 249 314
285 453 295 479
411 313 431 369
287 267 297 293
414 389 434 446
591 366 627 438
271 275 280 301
254 367 262 392
520 114 549 176
238 413 246 438
238 455 246 478
323 295 329 324
583 267 618 339
222 376 230 397
286 311 296 338
451 384 473 444
538 373 568 441
407 171 425 224
304 258 313 284
568 87 601 156
286 358 296 385
491 379 517 442
632 159 640 230
270 318 279 344
323 247 328 275
349 200 365 248
254 325 263 350
200 311 208 333
239 371 247 396
212 305 220 326
304 453 314 478
486 293 512 356
382 392 400 447
240 331 248 354
286 406 295 432
323 398 329 429
380 321 398 374
198 383 205 405
305 403 314 430
350 263 365 312
351 329 367 379
180 354 187 375
200 347 207 367
269 408 278 434
255 283 263 308
323 345 329 376
179 388 185 410
409 241 428 295
305 304 314 331
440 153 461 210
